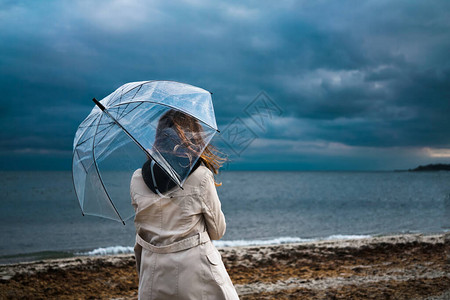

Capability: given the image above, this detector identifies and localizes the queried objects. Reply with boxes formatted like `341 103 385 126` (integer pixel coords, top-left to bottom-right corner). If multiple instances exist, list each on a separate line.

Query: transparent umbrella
72 81 219 224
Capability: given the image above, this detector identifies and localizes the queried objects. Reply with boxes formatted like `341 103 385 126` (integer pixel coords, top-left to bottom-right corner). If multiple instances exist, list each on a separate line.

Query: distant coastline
409 163 450 172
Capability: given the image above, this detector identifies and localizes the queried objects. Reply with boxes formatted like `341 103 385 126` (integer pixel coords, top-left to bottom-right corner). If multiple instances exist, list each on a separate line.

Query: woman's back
130 163 239 299
131 164 223 246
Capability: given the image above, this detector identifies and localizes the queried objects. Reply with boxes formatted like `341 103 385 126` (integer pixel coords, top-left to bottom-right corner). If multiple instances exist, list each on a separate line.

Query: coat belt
136 231 210 254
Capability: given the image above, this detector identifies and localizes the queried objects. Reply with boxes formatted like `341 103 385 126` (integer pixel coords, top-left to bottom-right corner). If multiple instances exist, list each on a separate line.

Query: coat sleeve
200 171 226 240
130 169 141 212
130 176 138 211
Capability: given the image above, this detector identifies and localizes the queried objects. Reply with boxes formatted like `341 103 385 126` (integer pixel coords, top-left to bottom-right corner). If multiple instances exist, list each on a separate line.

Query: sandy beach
1 233 449 299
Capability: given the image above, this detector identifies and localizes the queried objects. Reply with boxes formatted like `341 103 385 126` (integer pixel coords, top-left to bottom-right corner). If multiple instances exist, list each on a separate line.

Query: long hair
154 109 226 185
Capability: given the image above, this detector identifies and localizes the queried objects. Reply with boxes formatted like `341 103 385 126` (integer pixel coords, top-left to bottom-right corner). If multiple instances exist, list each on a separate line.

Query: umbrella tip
122 220 126 226
92 98 106 111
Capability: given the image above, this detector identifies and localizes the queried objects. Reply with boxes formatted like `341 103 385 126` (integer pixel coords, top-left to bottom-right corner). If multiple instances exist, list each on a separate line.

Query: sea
1 170 449 264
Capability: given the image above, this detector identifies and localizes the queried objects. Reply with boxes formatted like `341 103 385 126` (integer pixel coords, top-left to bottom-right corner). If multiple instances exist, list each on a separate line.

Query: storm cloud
1 0 449 170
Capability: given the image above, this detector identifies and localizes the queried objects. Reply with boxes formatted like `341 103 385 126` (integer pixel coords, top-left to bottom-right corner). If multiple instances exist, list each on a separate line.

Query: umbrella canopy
72 81 218 224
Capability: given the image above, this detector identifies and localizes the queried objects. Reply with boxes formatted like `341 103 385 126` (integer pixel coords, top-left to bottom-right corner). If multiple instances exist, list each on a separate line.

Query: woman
130 109 239 299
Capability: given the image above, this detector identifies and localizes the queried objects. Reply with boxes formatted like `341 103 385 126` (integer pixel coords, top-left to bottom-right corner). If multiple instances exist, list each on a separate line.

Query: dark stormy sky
1 0 449 171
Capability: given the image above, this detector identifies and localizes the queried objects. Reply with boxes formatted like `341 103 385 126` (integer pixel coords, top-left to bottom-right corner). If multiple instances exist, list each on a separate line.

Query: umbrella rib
74 148 89 174
76 117 116 147
76 122 115 148
117 84 142 120
92 121 117 151
78 119 115 129
92 113 126 225
92 101 144 149
118 80 210 97
71 151 85 216
115 101 144 123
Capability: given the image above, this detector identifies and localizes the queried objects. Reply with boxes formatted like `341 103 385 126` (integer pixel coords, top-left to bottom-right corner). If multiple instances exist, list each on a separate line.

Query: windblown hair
154 109 226 185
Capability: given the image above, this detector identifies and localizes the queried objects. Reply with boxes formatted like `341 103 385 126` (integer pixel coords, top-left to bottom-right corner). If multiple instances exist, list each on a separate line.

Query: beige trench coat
130 164 239 300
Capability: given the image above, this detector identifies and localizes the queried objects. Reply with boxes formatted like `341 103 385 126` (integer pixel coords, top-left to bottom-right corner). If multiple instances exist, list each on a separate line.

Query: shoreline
1 233 449 299
2 230 447 266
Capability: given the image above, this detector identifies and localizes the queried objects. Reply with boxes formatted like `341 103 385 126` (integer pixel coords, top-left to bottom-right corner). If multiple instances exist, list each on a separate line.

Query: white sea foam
79 234 373 256
213 234 372 247
212 237 313 247
78 246 134 256
323 234 372 241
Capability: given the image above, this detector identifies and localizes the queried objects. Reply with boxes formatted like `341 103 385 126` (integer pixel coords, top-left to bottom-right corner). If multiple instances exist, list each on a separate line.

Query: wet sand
1 233 449 299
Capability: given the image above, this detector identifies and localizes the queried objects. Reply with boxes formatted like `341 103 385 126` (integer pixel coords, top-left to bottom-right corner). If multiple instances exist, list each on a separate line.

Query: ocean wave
213 234 372 247
78 234 372 256
213 237 312 247
323 234 372 241
77 246 134 256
